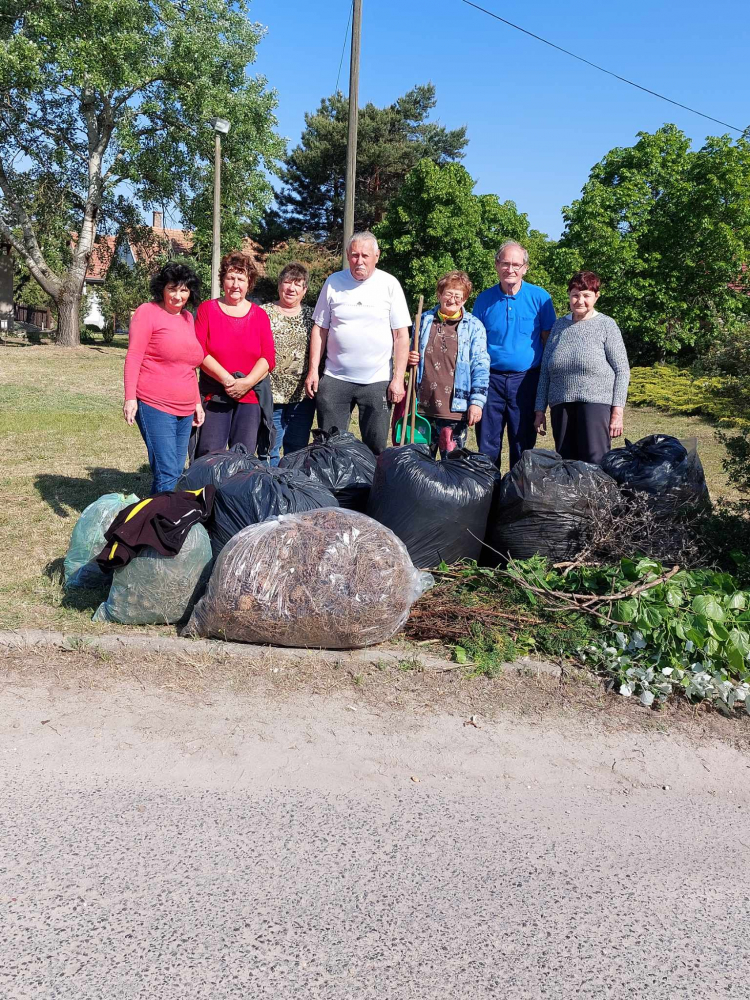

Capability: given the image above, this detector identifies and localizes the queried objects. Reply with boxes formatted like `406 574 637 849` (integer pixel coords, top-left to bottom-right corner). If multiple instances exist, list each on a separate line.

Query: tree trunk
56 290 81 347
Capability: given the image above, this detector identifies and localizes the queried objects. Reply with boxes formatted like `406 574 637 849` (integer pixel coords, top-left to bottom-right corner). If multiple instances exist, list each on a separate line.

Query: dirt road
2 648 749 998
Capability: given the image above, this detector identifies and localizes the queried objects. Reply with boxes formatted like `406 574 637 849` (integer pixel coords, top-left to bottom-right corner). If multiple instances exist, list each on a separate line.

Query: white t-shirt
312 268 412 384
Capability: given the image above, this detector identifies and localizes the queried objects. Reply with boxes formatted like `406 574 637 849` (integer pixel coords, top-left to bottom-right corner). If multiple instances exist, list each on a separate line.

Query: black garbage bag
486 449 617 564
176 443 262 492
279 428 376 511
366 444 501 568
210 465 339 557
601 435 709 514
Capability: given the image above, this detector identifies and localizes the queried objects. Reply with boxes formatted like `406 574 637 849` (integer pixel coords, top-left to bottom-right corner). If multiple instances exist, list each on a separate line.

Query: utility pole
209 117 231 299
342 0 362 268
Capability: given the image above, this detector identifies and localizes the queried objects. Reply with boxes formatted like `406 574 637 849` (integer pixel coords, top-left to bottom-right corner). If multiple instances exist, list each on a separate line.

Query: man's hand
193 402 205 427
305 372 319 399
407 350 420 368
609 406 624 438
123 399 138 425
466 404 482 427
387 377 405 404
533 410 547 435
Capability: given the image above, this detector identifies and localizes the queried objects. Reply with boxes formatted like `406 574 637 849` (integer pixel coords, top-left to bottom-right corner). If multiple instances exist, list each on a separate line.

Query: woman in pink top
195 251 276 457
123 262 205 494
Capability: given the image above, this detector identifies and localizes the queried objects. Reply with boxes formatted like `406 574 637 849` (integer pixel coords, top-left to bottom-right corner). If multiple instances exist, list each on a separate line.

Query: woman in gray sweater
533 271 629 464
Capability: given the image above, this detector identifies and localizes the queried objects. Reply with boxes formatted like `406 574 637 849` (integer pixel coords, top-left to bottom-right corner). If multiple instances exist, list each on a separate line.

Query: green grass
0 342 736 632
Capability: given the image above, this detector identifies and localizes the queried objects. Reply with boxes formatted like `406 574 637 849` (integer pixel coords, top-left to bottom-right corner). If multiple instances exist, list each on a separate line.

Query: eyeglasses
497 262 526 271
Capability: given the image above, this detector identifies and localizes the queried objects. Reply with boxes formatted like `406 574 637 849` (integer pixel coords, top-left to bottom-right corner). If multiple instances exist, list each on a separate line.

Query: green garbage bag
92 523 213 625
64 492 140 589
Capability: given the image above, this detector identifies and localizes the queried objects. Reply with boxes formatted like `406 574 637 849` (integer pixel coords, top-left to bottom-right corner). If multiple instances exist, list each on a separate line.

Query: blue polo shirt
472 281 556 372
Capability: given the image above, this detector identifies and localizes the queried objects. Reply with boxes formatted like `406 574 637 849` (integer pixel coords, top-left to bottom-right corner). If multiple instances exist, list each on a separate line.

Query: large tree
271 84 468 240
561 124 750 361
0 0 283 345
374 159 564 310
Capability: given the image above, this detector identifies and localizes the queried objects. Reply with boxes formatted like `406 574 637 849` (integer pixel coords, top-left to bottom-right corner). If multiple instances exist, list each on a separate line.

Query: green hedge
628 365 750 429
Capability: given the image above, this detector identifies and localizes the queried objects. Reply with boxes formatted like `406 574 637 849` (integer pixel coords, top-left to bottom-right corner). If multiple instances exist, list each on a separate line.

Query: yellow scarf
437 308 462 323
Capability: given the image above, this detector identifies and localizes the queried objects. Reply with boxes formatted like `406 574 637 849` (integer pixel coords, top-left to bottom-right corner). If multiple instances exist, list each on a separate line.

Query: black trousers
316 374 391 455
550 402 612 464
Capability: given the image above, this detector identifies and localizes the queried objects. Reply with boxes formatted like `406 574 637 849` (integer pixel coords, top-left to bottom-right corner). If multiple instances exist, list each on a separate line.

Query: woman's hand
533 410 547 435
305 371 319 399
387 377 406 405
466 404 482 427
407 350 420 368
609 406 624 438
193 402 205 428
225 377 250 400
123 399 138 426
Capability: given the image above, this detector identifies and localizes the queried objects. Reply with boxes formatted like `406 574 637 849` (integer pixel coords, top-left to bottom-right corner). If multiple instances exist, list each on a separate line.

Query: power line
335 1 354 94
460 0 745 134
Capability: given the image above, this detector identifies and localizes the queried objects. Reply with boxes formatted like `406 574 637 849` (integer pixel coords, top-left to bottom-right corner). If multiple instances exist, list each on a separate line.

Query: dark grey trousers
550 401 612 464
316 374 391 455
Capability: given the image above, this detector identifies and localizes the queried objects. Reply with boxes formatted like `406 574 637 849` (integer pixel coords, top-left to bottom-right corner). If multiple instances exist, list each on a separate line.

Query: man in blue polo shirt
473 241 556 468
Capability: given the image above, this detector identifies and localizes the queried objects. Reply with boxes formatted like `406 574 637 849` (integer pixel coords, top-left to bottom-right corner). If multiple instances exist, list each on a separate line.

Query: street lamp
209 118 231 299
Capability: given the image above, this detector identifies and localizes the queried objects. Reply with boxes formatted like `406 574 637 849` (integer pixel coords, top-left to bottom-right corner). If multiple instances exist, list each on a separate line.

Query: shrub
628 365 746 427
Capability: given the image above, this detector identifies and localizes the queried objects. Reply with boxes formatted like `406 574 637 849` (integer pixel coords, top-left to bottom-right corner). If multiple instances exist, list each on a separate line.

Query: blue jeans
135 400 193 494
476 368 540 469
269 398 316 465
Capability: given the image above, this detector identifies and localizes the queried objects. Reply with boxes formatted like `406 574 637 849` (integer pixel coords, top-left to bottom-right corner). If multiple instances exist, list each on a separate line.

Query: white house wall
83 288 106 329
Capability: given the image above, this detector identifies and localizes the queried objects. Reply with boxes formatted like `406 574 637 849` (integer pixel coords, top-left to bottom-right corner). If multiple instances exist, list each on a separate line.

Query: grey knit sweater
534 312 630 411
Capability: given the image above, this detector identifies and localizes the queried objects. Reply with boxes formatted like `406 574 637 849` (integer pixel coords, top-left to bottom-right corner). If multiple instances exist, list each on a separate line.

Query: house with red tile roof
82 212 263 328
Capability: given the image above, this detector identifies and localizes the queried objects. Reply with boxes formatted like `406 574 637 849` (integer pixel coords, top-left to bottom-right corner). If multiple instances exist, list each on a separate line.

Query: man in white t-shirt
305 231 411 454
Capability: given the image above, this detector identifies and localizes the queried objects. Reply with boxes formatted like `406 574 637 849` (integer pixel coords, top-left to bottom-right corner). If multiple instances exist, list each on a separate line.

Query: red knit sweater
123 302 205 416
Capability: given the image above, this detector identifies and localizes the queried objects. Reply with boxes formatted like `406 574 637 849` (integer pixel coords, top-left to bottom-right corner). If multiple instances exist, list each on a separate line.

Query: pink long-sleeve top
194 299 276 404
123 301 205 416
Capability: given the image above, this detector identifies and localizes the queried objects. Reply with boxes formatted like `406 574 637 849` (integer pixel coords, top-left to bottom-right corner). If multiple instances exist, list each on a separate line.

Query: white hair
346 231 379 254
495 240 529 266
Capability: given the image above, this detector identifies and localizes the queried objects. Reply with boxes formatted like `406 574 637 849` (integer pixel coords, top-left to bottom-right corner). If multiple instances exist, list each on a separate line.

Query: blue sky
249 0 748 239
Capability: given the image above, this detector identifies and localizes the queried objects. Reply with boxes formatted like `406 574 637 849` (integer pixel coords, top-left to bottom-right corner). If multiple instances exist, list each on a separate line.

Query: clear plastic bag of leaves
186 508 433 649
486 449 617 564
93 524 213 625
64 492 140 589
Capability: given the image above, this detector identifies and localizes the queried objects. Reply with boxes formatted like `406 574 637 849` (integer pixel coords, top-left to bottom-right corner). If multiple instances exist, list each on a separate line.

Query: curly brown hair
436 270 472 300
219 251 258 292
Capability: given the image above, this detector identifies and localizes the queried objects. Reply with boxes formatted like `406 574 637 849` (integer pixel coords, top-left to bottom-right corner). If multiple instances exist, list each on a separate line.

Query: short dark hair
219 251 258 292
150 261 201 308
568 270 601 294
278 262 309 287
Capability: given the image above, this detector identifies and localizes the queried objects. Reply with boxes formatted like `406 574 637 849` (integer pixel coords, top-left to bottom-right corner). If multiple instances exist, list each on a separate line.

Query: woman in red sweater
123 262 205 494
195 251 276 457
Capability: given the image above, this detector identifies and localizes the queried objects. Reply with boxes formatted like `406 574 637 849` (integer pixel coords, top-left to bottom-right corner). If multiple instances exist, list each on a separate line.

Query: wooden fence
13 304 53 329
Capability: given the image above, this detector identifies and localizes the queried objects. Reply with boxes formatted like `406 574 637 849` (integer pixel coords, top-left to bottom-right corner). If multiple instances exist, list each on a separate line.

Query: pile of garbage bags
601 434 709 515
366 445 500 568
186 508 433 649
61 430 712 643
486 449 616 564
279 428 376 511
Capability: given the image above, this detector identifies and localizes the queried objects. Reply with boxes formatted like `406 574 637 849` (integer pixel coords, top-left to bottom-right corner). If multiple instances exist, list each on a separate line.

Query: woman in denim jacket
407 271 490 457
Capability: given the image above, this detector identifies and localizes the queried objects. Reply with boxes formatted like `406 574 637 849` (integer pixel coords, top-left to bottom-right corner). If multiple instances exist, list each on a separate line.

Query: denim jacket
414 306 490 413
